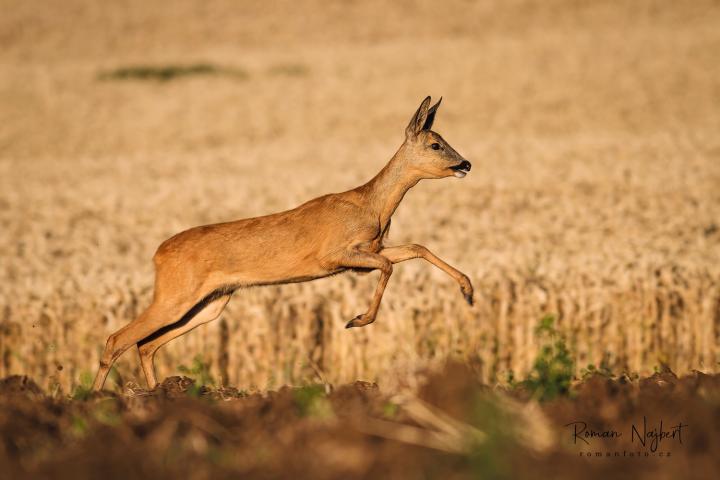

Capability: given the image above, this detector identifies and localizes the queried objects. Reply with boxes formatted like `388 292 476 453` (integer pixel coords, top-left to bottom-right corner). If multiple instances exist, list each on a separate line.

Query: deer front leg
379 244 474 305
324 249 393 328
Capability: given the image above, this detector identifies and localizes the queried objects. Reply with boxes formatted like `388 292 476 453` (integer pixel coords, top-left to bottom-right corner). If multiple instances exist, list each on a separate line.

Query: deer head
400 96 472 179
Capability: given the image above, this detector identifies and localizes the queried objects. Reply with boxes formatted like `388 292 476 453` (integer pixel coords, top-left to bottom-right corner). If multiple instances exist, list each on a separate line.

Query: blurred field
1 0 719 394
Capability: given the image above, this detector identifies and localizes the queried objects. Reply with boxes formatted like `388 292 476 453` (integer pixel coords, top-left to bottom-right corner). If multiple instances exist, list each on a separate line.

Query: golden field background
1 0 719 393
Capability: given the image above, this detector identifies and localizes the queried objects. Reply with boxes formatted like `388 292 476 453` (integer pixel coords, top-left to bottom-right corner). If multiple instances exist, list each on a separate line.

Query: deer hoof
461 285 474 306
460 277 474 306
464 292 474 306
346 314 371 329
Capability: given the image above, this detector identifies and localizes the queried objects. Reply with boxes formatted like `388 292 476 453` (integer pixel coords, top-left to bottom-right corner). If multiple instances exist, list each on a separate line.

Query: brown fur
93 96 474 390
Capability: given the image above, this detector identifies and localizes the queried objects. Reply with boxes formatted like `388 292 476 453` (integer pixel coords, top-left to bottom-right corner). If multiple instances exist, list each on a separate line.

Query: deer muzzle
450 160 472 178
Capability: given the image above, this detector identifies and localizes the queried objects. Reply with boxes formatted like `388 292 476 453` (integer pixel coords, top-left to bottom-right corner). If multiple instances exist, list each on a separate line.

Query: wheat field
1 0 719 393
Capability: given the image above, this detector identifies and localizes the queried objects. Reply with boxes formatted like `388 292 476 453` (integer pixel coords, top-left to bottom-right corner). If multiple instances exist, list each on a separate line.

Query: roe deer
92 96 473 390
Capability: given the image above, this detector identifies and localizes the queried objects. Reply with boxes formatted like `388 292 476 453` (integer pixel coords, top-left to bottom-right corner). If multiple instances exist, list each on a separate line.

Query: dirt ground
2 0 719 394
1 366 718 479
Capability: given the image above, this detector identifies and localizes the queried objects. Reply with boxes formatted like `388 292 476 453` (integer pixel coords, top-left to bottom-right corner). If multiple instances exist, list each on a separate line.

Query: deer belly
216 245 335 286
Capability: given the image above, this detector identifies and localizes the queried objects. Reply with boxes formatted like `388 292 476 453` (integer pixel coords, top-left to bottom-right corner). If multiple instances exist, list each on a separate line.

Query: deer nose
459 160 471 171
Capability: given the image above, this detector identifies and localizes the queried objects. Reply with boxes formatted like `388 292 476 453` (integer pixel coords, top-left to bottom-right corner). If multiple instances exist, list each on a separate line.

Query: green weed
70 371 94 401
98 63 248 82
382 401 399 419
293 384 333 419
519 314 574 401
466 394 516 479
267 63 309 77
580 353 615 379
178 354 216 388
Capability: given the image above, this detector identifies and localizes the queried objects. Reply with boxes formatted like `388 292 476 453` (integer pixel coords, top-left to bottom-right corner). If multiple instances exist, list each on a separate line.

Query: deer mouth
450 160 472 178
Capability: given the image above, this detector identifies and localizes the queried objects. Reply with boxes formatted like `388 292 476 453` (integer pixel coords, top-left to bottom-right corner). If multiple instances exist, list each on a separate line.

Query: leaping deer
92 96 473 391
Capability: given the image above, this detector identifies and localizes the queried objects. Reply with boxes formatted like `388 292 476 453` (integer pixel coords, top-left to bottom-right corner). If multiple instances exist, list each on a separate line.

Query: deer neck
361 150 420 227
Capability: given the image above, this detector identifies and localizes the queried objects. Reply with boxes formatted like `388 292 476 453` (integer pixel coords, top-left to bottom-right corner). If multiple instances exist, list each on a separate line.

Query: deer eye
431 143 441 150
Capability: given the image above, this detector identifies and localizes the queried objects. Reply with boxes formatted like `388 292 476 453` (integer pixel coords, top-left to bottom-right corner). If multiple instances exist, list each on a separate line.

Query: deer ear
405 96 432 139
422 97 442 131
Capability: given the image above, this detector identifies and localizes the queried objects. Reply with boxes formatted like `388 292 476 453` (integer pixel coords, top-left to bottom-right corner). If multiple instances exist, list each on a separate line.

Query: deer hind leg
92 289 208 391
137 293 232 388
324 249 393 329
379 244 474 305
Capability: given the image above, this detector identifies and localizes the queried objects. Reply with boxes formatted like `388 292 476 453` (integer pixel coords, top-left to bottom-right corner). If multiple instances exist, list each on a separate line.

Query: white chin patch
454 170 467 178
